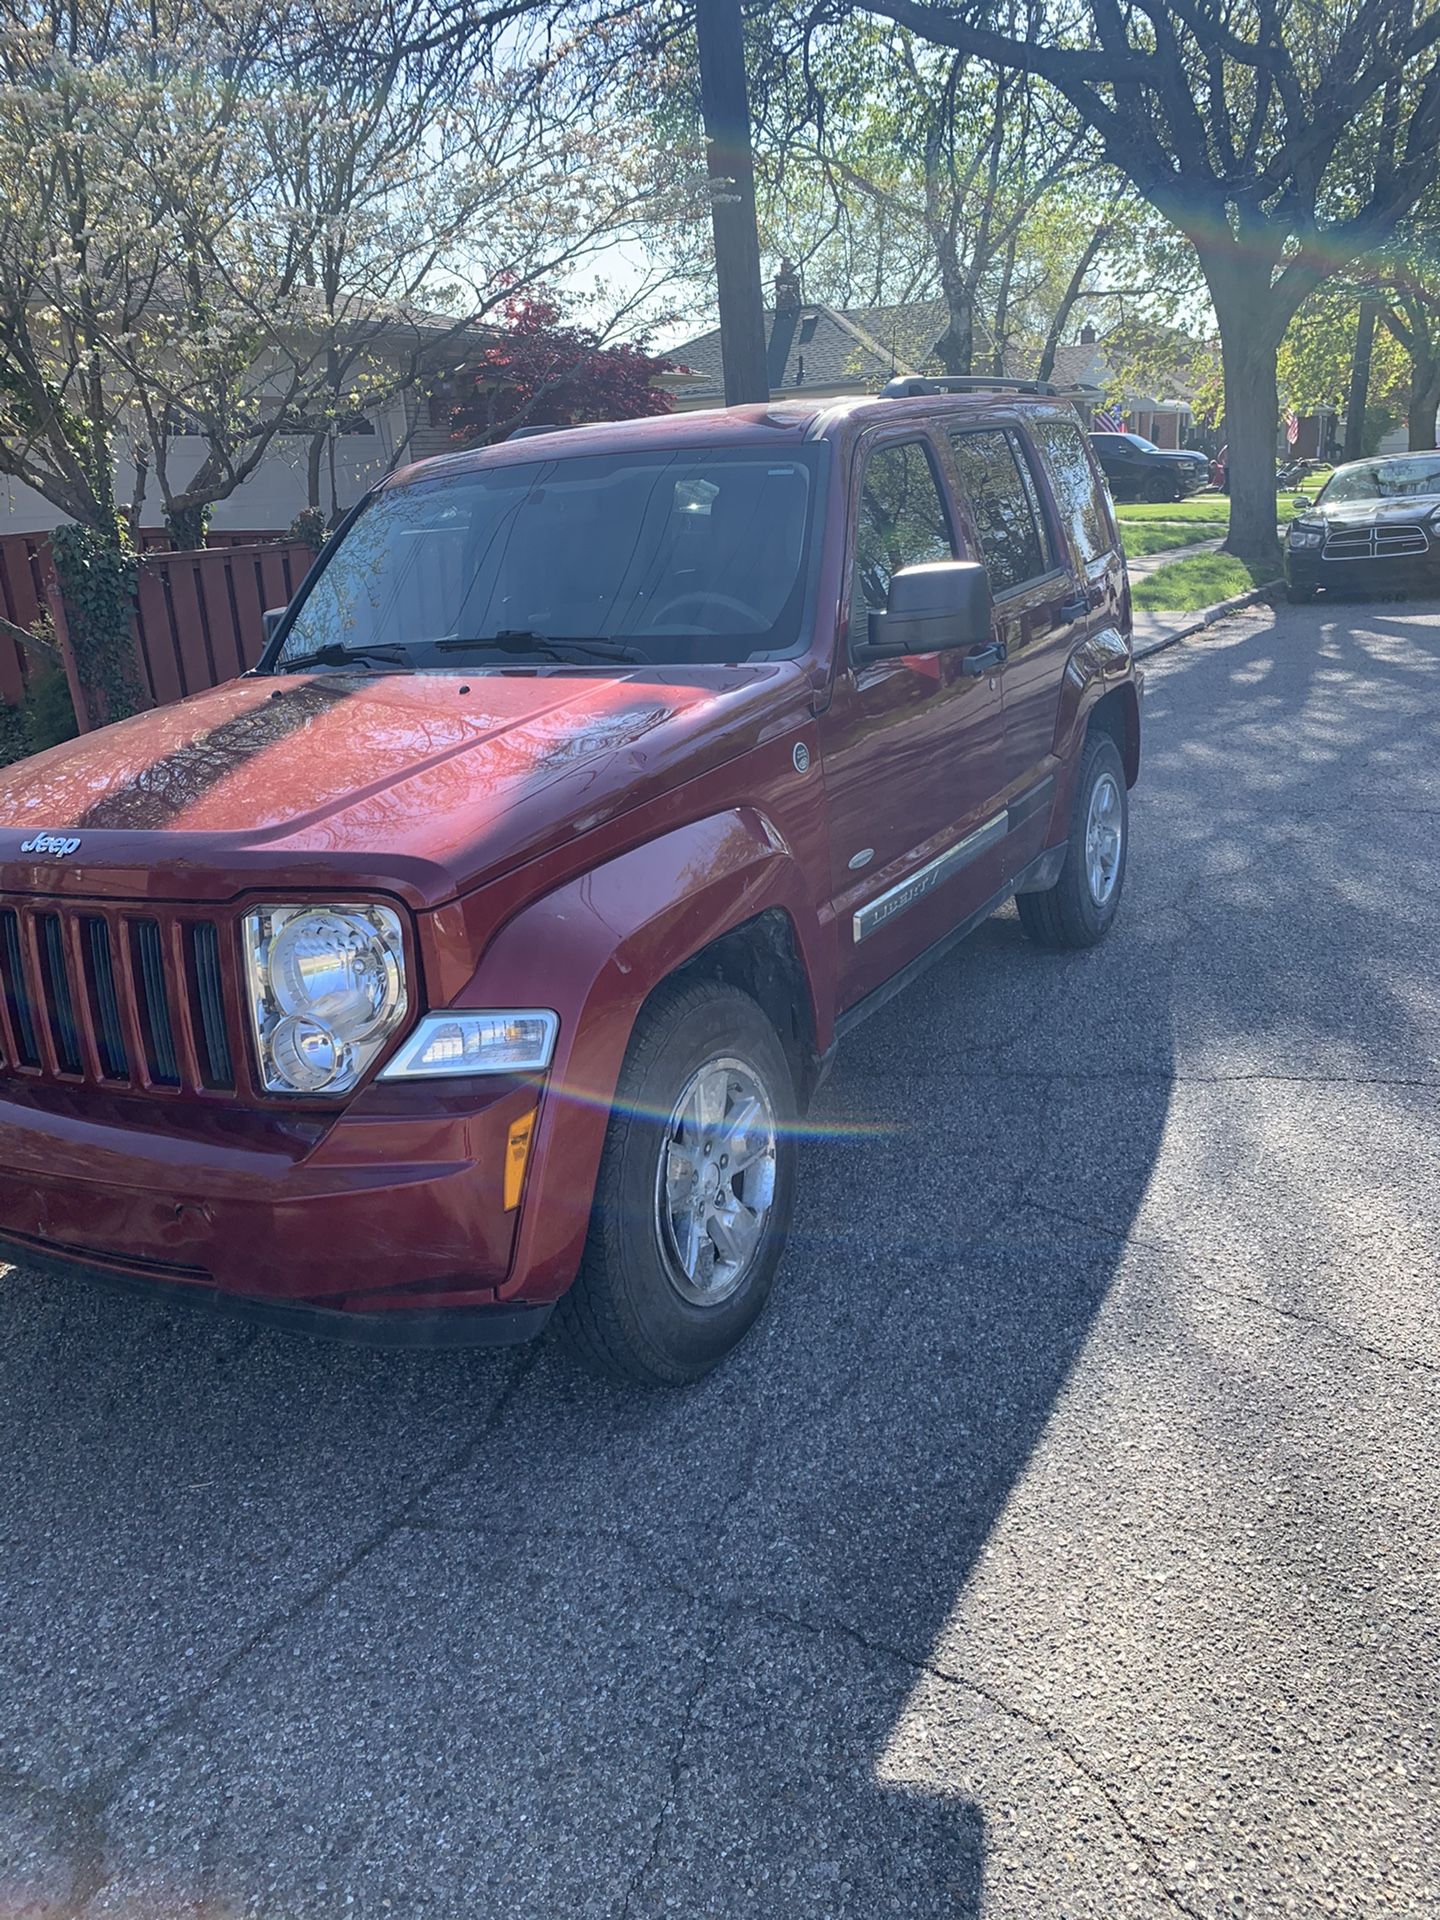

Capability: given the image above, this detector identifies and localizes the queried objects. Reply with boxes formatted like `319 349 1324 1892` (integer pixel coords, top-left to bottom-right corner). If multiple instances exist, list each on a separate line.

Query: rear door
818 428 1007 1009
944 422 1085 865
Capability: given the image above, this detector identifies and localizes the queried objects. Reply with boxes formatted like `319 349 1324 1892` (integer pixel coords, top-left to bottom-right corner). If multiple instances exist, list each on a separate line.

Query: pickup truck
1087 429 1210 502
0 377 1140 1384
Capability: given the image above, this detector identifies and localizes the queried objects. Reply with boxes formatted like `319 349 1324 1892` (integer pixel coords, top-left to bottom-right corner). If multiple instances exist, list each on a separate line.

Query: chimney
774 258 801 312
1079 323 1098 345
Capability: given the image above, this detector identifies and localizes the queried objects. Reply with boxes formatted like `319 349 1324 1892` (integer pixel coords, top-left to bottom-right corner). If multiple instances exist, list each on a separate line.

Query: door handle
961 640 1007 677
1058 592 1089 621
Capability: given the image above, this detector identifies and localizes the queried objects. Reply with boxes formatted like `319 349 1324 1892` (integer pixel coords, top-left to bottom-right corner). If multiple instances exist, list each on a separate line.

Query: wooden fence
129 541 313 712
0 534 51 707
0 532 315 729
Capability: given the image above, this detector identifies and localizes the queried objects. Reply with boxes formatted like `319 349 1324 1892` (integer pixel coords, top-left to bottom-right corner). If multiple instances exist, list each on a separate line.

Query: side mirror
863 560 993 660
262 606 287 644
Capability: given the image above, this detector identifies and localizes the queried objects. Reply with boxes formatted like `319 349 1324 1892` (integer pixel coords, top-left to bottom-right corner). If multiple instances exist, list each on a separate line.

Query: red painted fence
0 532 315 726
129 542 312 710
0 534 51 707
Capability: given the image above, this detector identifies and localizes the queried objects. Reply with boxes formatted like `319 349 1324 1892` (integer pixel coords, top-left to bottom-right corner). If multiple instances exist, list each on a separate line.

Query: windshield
274 446 823 671
1320 457 1440 504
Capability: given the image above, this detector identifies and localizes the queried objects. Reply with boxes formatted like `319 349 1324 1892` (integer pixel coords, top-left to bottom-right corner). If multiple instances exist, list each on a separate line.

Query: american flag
1093 407 1125 432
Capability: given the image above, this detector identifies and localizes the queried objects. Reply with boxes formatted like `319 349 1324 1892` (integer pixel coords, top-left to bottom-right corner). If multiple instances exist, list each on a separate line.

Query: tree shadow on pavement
2 597 1437 1917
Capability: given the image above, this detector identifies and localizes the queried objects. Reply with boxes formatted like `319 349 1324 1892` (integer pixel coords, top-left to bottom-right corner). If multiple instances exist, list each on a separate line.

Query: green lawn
1113 495 1231 523
1121 521 1228 556
1129 550 1281 614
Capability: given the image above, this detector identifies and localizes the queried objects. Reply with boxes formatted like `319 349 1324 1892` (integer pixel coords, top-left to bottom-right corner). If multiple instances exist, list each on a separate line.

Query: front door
818 431 1007 1010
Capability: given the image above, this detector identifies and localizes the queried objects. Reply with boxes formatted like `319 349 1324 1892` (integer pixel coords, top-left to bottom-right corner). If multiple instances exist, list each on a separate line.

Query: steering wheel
644 590 767 632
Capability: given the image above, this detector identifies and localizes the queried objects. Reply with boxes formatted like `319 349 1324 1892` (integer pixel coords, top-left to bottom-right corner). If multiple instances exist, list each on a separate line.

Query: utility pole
696 0 770 406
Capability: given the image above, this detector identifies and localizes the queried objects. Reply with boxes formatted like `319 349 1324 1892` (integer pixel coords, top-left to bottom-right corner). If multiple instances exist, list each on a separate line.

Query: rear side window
948 428 1052 594
849 440 954 648
1037 421 1117 566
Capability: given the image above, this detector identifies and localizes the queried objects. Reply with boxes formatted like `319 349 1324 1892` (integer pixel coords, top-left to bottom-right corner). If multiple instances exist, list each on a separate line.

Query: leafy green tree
826 0 1440 559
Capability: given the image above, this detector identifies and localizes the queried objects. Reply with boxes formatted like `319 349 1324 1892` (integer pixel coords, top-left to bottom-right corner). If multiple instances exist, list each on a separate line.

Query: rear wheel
1017 731 1128 950
554 980 797 1386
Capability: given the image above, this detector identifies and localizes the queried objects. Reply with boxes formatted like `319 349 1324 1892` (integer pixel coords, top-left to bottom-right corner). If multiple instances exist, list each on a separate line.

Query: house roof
669 300 932 404
669 297 1197 412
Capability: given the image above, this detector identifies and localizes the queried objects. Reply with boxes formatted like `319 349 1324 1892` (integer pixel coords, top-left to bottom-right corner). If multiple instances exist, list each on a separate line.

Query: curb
1132 579 1283 661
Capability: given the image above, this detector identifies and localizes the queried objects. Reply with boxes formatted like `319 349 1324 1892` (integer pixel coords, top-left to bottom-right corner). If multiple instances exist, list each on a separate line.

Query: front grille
1323 523 1429 560
0 900 242 1095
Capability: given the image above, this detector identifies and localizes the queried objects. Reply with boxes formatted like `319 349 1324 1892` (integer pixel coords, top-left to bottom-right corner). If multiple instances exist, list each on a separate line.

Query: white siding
0 412 400 537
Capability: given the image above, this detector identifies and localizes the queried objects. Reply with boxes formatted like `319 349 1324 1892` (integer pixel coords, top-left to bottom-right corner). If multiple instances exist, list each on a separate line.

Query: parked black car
1087 431 1211 502
1285 452 1440 602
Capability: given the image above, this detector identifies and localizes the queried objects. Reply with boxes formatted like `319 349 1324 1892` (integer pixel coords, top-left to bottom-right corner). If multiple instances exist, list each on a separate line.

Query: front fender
453 807 828 1304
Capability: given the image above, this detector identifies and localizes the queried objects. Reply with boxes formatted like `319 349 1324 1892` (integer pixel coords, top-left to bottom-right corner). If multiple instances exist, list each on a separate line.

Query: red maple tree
448 297 680 445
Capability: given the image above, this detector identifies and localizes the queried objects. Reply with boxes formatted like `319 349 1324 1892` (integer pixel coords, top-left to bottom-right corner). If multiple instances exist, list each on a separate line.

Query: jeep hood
0 666 812 908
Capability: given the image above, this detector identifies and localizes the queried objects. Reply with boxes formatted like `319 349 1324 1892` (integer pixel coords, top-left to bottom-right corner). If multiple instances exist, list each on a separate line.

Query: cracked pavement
3 595 1439 1917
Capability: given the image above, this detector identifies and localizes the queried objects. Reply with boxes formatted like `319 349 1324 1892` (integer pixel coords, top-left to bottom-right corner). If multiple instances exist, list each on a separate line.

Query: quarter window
948 428 1052 594
1031 419 1115 567
850 440 954 648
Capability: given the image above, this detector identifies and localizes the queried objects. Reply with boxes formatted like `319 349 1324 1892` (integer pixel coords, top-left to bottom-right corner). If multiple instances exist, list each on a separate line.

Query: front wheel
1286 582 1316 604
554 980 797 1386
1017 731 1129 950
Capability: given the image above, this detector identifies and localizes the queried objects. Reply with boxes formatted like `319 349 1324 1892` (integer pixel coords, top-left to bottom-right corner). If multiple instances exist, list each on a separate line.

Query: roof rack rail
506 424 563 439
880 375 1060 398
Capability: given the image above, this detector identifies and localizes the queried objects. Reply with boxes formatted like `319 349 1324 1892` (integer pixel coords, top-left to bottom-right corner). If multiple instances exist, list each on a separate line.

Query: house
0 302 493 538
667 268 1198 449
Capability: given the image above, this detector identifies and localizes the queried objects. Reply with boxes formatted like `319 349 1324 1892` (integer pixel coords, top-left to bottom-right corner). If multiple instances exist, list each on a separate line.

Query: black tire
1143 473 1178 503
554 980 797 1386
1017 731 1129 950
1286 583 1315 604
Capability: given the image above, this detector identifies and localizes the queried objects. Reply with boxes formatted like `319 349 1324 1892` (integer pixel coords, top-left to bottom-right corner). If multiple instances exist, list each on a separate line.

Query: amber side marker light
505 1110 537 1212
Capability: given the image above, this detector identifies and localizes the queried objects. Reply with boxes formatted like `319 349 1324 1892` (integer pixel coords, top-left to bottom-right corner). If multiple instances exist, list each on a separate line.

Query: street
2 594 1438 1919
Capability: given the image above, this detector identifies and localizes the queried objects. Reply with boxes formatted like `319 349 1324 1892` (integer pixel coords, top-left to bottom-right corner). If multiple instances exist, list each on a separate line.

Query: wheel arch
451 808 830 1304
659 906 822 1108
1085 682 1141 788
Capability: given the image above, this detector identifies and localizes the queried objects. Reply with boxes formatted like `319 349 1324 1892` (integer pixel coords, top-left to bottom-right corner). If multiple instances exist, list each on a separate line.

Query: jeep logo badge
19 832 81 858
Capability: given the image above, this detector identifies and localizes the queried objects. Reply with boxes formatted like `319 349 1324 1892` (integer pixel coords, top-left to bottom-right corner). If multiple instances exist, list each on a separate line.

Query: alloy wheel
1085 771 1124 906
655 1055 778 1305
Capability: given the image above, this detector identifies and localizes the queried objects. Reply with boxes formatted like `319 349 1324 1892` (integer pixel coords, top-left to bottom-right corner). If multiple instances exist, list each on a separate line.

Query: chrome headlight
244 903 408 1095
1288 522 1324 550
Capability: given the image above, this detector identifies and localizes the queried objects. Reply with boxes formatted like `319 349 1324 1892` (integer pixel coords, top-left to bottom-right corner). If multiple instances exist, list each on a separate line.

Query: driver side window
849 440 955 651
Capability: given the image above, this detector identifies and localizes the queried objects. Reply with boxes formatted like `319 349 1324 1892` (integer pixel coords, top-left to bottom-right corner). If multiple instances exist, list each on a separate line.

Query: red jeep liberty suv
0 378 1139 1384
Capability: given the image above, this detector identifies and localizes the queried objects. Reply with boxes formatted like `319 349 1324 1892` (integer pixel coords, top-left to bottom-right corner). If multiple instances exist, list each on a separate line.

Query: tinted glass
277 447 821 669
1033 419 1115 566
850 441 954 646
949 428 1050 593
1321 457 1440 503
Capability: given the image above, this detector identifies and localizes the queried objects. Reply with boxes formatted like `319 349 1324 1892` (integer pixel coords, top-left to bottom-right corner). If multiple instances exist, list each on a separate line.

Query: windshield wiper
434 630 646 664
280 642 410 671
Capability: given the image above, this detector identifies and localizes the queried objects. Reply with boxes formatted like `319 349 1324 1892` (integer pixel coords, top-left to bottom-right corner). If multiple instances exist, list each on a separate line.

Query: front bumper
6 1239 552 1346
0 1073 549 1334
1286 551 1440 594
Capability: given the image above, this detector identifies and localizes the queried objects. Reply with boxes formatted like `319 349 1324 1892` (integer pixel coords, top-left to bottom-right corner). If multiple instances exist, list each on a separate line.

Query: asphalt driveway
2 595 1438 1918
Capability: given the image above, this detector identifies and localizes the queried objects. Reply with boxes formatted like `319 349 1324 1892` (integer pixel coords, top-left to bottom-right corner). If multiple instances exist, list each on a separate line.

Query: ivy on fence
50 524 142 726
